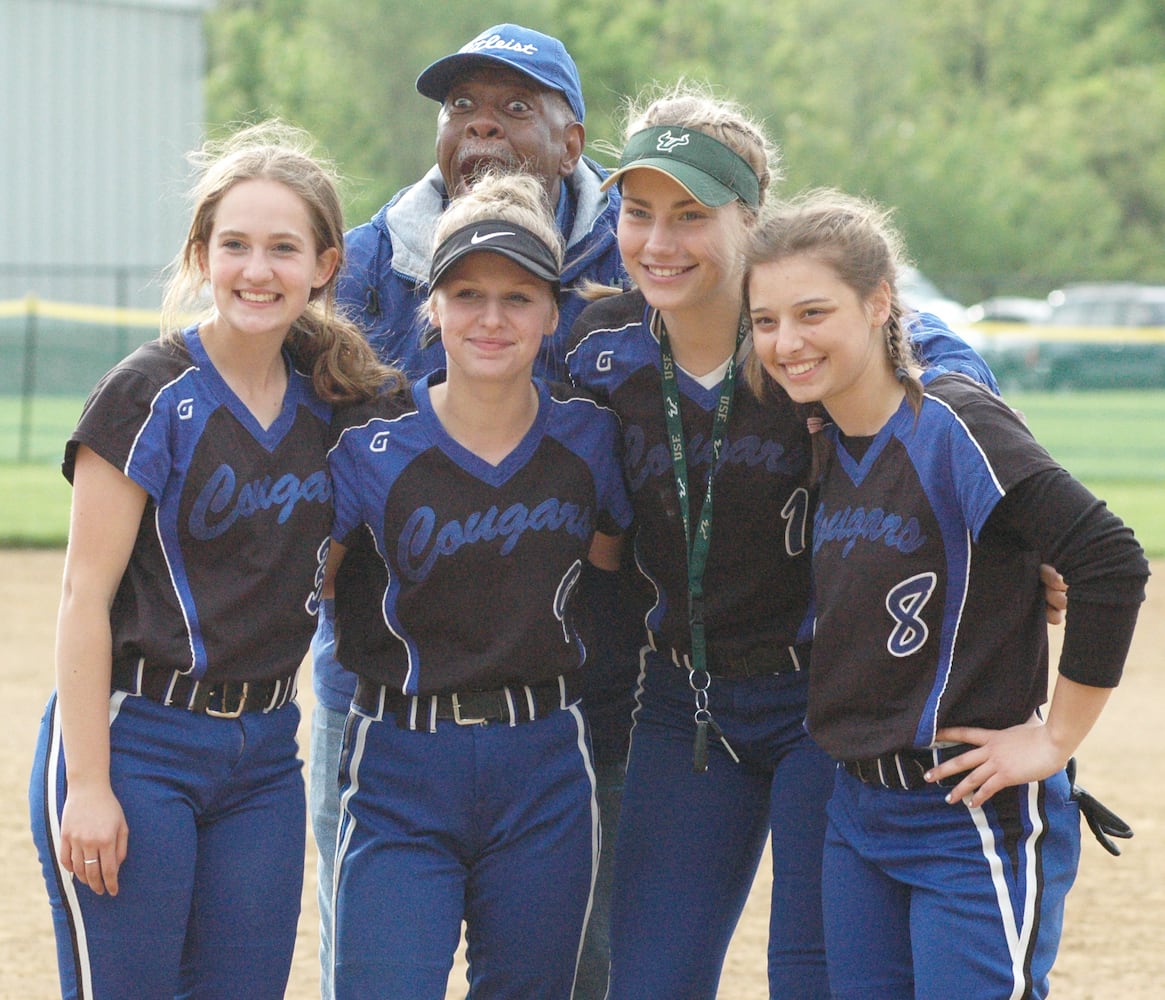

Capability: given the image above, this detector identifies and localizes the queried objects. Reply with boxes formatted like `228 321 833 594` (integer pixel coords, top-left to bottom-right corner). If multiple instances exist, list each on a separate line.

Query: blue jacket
316 157 626 712
907 313 1001 395
336 157 625 383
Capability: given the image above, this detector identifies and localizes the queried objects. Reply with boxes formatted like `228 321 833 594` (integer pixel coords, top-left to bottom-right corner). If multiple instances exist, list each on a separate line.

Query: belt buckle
450 693 488 726
205 682 249 719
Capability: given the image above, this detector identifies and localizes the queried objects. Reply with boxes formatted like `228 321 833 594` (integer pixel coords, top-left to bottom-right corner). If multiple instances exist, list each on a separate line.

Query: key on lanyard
692 712 740 773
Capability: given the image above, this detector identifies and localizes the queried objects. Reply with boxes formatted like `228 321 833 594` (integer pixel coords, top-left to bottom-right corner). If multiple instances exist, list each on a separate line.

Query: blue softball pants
29 690 305 1000
332 698 598 999
607 651 834 999
309 699 346 1000
823 767 1081 999
312 691 627 1000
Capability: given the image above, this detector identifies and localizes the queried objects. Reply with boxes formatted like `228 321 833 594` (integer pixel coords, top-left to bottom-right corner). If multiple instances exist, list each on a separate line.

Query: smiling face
748 253 893 424
199 178 338 345
428 251 558 388
434 66 583 201
616 168 749 320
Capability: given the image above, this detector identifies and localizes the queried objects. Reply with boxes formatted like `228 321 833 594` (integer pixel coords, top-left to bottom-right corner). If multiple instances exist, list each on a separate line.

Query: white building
0 0 213 309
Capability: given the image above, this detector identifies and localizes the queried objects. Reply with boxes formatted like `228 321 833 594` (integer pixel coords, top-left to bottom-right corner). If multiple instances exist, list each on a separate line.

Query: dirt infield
2 549 1159 998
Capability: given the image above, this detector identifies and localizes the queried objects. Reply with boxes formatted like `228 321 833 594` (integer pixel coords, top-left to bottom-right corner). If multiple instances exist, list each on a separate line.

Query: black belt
353 674 579 730
111 659 297 718
841 743 976 791
657 639 810 678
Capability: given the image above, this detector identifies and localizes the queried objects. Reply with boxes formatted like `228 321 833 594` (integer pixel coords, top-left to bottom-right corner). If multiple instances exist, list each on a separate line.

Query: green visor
600 126 760 208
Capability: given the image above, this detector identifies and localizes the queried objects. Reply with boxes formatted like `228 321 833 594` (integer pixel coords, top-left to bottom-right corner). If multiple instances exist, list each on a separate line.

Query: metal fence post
19 293 38 463
116 267 129 363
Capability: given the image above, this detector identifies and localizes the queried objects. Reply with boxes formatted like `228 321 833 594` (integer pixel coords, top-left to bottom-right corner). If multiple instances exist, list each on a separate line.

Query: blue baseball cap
416 24 586 123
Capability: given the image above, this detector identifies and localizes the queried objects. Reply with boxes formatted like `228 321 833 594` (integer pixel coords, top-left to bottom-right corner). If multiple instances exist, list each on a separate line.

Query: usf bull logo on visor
600 125 761 208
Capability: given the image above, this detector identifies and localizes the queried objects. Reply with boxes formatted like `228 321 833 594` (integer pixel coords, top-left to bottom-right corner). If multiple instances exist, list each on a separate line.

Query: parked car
966 296 1052 324
898 266 995 355
899 266 969 327
980 283 1165 391
1047 282 1165 326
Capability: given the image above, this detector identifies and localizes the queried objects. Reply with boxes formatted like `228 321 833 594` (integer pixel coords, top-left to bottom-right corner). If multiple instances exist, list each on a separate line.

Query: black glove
1067 757 1134 857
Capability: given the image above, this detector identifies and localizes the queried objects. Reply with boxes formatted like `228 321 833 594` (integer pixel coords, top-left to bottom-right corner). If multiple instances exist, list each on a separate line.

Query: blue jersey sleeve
596 424 632 536
943 413 1008 540
927 376 1059 540
68 348 186 501
328 428 368 545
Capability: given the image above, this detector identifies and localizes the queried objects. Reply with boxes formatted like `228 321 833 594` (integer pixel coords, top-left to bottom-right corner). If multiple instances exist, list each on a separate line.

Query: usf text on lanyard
658 319 746 773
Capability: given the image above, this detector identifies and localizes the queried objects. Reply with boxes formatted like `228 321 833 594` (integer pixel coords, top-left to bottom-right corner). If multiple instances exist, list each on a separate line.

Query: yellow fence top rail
973 321 1165 344
0 296 165 327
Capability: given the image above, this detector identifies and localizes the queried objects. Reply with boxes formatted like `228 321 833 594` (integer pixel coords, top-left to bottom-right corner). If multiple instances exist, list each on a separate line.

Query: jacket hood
375 157 619 285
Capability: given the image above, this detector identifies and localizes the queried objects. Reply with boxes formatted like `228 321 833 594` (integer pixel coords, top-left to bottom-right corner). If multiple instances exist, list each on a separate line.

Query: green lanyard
658 316 746 771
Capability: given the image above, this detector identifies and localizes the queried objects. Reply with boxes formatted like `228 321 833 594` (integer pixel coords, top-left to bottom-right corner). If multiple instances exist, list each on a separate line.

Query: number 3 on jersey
885 572 937 657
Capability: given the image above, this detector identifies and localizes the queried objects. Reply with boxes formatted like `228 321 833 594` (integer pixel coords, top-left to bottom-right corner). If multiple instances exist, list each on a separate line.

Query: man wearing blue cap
310 23 631 1000
335 23 623 381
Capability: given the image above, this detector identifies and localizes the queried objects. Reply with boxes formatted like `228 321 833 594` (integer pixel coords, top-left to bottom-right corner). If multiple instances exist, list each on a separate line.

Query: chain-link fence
1 296 158 462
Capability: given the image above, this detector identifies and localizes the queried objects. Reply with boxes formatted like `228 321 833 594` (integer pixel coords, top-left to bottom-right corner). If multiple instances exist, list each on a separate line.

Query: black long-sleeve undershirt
986 467 1149 687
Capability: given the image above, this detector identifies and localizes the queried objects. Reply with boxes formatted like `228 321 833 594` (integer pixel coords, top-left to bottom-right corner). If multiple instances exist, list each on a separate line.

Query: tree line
205 0 1165 305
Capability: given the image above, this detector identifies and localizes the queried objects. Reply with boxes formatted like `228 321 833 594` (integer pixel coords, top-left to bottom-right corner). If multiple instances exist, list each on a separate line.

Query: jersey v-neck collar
184 327 305 449
833 395 916 486
646 305 743 397
413 370 550 486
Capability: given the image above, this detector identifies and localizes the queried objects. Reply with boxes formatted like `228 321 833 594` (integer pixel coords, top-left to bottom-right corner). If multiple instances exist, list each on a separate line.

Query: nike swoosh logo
470 231 516 244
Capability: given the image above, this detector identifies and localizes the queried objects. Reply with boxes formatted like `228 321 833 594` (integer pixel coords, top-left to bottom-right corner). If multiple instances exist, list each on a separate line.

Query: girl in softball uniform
325 173 632 1000
744 188 1148 999
28 121 396 999
565 82 1004 1000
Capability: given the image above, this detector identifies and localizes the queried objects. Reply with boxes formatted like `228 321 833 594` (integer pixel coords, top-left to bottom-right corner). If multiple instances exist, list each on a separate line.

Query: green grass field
1 391 1162 553
0 394 85 466
1007 391 1164 557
